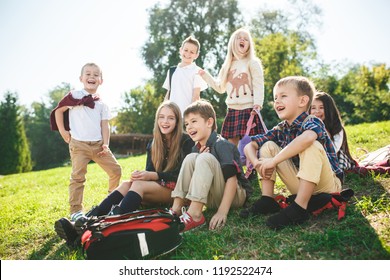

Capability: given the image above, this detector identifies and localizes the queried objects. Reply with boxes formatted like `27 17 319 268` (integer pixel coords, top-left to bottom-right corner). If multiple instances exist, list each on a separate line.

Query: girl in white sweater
199 28 266 146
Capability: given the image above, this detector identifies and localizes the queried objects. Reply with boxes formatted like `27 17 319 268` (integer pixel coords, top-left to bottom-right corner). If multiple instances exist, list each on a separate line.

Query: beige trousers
171 153 246 209
260 141 342 194
68 138 122 214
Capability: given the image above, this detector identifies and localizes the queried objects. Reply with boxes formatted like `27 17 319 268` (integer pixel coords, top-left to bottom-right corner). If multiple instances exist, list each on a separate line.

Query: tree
250 0 322 40
346 64 390 124
0 92 32 174
142 0 243 117
247 0 321 126
116 83 161 134
24 83 71 170
254 31 317 126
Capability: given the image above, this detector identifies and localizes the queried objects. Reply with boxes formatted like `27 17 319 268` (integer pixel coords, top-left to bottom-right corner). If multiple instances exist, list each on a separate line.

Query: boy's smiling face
273 84 309 125
179 42 199 66
184 112 213 146
80 65 102 94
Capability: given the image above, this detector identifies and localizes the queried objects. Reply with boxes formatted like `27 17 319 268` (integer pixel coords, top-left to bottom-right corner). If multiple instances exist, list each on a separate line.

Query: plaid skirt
221 108 266 139
157 180 176 190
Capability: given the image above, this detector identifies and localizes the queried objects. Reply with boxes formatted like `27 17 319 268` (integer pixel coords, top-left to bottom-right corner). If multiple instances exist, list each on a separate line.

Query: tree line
0 0 389 175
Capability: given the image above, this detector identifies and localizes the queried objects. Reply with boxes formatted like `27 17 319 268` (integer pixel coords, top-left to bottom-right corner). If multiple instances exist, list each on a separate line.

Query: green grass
0 121 389 260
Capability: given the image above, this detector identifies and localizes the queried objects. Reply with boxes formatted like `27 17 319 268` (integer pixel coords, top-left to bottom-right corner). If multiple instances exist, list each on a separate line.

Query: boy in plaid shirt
244 76 343 229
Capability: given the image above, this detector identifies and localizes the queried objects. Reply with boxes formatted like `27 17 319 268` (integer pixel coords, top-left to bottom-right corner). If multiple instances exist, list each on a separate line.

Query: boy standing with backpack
163 36 208 115
244 76 343 229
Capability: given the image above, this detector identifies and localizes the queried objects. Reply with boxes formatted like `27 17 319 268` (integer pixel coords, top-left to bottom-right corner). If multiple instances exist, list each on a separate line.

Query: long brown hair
151 101 183 172
313 92 354 160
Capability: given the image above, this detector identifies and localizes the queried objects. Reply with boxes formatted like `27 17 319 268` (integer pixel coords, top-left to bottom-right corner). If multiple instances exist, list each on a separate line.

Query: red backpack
81 208 183 260
275 188 354 220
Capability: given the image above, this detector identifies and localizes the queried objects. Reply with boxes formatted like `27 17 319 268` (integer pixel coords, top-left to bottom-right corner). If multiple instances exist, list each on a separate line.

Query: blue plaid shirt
250 112 344 181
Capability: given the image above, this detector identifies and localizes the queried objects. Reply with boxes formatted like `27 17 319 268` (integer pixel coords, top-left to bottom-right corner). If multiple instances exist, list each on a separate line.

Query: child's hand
97 144 110 157
209 211 227 230
251 105 261 115
199 145 210 153
198 69 205 76
258 158 275 179
59 130 71 143
131 170 152 181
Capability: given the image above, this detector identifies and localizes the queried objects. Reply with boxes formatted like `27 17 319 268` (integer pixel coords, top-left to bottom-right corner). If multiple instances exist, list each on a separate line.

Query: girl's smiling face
310 99 325 121
158 106 177 136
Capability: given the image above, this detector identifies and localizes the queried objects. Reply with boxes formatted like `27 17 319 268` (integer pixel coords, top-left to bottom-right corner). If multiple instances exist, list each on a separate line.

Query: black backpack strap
167 66 177 100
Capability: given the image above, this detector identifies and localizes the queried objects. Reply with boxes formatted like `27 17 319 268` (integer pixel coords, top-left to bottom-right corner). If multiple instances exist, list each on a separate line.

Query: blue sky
0 0 389 111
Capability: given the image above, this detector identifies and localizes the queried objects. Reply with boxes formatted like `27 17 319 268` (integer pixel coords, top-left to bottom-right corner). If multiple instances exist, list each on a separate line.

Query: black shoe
74 216 89 236
74 206 100 235
266 201 309 230
54 218 79 247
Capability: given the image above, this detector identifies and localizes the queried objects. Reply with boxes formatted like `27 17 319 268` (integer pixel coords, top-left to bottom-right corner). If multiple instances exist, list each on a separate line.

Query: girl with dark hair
310 92 357 171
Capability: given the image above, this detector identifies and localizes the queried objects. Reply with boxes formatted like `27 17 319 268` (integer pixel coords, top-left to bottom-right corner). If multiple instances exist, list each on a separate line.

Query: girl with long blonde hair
199 27 266 146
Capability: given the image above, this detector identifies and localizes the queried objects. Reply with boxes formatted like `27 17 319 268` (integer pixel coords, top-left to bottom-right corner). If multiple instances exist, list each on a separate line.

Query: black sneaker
74 206 101 236
54 218 79 247
74 216 88 236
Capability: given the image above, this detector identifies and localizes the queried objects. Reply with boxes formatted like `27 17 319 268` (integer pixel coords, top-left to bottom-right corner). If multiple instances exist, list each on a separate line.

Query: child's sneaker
74 206 100 236
54 218 79 247
179 210 206 232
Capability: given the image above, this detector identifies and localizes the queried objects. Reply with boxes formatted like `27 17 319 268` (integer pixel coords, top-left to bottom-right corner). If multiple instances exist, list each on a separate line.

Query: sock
118 191 142 213
97 190 124 216
70 210 86 222
252 196 281 215
266 201 309 230
307 193 332 213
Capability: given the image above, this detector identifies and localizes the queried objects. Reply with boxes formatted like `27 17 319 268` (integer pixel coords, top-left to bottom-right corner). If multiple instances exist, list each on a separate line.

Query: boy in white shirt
163 36 208 115
51 62 122 223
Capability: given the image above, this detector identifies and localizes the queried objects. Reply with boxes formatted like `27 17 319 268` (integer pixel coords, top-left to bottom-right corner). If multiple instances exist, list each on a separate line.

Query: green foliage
347 64 390 124
115 83 161 134
0 92 32 175
255 32 317 126
314 63 390 125
24 83 71 170
141 0 242 117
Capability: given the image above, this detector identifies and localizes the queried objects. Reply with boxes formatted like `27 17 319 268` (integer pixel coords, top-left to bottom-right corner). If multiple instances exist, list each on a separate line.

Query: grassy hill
0 121 389 260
